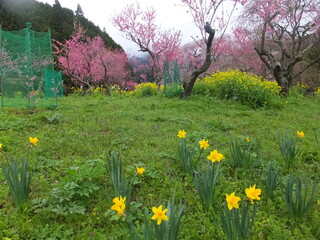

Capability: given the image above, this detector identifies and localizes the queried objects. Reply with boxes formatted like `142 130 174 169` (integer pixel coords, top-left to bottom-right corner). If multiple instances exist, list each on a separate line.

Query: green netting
163 60 183 97
0 23 63 109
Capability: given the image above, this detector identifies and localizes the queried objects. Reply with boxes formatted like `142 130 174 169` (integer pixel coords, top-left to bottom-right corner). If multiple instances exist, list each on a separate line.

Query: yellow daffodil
177 130 186 138
226 192 241 210
151 205 169 225
111 196 126 216
297 131 304 138
199 139 210 149
245 137 250 143
0 143 2 151
29 137 39 146
136 167 145 176
207 150 224 163
245 184 261 204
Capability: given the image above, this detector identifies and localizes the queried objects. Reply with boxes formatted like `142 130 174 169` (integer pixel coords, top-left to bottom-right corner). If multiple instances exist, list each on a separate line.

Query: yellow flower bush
193 69 281 108
133 82 163 97
151 205 169 225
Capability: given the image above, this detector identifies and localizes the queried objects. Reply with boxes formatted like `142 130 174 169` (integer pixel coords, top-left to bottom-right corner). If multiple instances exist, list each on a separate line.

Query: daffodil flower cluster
111 196 126 216
177 130 224 164
226 184 262 210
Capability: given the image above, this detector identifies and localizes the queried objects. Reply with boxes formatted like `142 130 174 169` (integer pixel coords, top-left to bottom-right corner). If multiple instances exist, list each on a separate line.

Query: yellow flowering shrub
193 69 281 108
288 83 308 98
133 82 163 97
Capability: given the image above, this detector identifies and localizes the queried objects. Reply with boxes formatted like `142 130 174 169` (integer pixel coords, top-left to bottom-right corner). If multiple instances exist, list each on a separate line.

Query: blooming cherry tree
112 3 182 86
243 0 320 94
0 44 18 76
179 0 247 98
216 28 265 75
54 23 130 93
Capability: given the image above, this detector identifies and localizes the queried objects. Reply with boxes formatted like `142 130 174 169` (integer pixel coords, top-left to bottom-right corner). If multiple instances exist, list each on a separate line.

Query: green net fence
0 23 63 109
163 60 183 97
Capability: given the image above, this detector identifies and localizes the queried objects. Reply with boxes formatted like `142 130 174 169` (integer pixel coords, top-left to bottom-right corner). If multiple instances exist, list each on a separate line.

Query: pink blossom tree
242 0 320 94
213 28 265 75
179 0 247 98
0 45 19 98
54 23 130 93
112 3 182 86
0 44 18 76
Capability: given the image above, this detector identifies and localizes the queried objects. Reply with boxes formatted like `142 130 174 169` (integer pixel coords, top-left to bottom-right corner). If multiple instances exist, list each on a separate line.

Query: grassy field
0 93 319 239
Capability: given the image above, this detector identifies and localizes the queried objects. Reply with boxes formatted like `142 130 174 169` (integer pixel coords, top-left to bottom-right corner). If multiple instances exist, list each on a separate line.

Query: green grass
0 93 319 239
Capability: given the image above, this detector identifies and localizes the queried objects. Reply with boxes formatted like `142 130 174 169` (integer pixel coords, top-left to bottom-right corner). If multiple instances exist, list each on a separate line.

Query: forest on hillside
0 0 121 50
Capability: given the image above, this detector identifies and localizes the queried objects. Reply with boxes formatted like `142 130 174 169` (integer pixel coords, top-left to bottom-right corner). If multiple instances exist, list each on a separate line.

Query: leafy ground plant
193 161 220 212
106 151 132 201
177 132 199 176
142 199 184 240
276 130 299 169
282 174 317 220
264 161 281 199
229 138 253 169
2 157 32 210
214 201 256 240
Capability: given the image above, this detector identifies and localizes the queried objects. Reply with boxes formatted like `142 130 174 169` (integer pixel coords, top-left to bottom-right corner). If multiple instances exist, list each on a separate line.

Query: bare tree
244 0 320 94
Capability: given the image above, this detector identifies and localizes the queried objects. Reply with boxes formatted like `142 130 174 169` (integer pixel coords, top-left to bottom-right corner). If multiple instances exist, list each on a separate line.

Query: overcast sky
37 0 201 56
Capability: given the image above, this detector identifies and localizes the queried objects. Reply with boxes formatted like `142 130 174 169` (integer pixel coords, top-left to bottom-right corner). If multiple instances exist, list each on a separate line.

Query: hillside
0 0 122 50
0 93 319 239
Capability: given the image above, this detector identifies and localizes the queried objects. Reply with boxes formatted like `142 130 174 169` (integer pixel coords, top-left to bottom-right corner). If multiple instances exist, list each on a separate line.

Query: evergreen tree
75 4 84 17
0 0 122 49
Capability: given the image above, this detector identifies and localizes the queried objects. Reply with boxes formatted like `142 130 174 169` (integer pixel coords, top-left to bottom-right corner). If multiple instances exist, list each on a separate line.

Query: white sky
37 0 200 56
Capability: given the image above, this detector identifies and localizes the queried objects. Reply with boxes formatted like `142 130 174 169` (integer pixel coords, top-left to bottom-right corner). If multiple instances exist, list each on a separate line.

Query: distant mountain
0 0 122 50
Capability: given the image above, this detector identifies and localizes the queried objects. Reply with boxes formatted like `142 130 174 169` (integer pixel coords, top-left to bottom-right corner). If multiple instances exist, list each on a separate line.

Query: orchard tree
243 0 320 94
54 23 130 93
0 45 19 96
0 45 18 76
112 3 182 86
214 28 266 75
179 0 247 98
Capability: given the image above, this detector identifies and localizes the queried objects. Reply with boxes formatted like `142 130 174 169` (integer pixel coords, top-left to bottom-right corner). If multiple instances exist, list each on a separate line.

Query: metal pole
25 22 32 111
0 24 4 111
48 28 58 107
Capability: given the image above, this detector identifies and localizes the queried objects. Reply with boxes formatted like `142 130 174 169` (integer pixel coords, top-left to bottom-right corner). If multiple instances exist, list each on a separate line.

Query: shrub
288 83 308 98
133 82 162 97
193 70 281 108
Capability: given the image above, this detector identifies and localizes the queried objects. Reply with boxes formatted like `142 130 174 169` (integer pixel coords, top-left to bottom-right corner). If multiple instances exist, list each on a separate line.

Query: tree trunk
273 64 291 96
180 28 215 99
